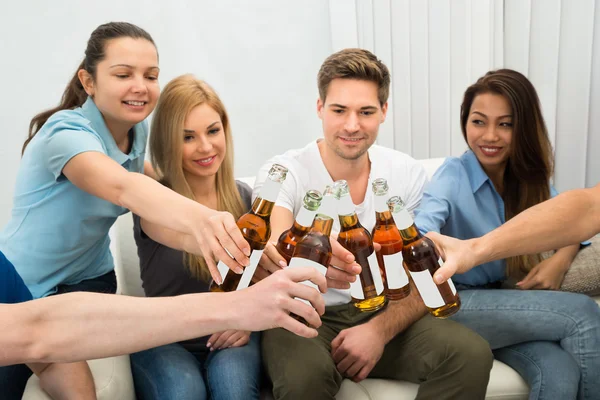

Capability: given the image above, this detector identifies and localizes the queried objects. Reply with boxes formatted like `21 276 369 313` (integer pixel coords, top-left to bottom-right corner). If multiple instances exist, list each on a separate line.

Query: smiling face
80 37 160 135
465 92 513 176
317 78 387 161
181 103 226 181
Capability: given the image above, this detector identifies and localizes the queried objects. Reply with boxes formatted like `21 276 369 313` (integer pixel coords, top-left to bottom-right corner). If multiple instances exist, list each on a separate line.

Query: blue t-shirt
0 251 33 304
414 150 583 287
0 97 148 298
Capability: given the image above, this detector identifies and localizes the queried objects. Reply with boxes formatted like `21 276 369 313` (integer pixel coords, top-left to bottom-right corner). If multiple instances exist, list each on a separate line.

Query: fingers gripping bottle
275 190 323 263
371 178 411 300
336 180 386 312
387 196 460 318
210 164 288 292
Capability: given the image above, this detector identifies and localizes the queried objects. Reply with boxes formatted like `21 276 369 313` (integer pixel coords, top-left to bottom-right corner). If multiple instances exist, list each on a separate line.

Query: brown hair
317 48 390 106
23 22 156 154
150 75 246 281
460 69 554 279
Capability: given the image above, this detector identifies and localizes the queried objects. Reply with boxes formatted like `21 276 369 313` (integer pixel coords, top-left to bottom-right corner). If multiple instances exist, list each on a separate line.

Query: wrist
470 237 491 266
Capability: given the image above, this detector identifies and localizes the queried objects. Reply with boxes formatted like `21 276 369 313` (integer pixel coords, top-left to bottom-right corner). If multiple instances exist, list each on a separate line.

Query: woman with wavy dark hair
415 69 600 400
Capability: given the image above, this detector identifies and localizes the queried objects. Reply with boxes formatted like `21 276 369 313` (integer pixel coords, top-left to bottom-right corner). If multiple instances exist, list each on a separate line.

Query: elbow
114 172 138 209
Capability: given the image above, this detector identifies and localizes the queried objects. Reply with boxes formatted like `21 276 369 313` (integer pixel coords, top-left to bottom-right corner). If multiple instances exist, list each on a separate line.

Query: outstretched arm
429 184 600 284
0 267 326 366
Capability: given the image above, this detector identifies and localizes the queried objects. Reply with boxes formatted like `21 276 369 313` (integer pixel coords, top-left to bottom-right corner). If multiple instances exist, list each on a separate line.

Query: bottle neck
373 193 389 213
374 210 394 225
338 194 361 230
319 196 337 220
310 217 334 237
295 207 317 228
251 197 275 217
393 207 421 243
399 224 421 244
259 178 283 203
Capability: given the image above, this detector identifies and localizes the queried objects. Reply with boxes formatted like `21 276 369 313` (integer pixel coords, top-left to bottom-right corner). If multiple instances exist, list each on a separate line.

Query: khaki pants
262 303 493 400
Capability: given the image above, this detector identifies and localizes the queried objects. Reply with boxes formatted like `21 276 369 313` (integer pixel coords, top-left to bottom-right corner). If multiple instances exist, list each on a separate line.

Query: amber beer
371 178 410 300
276 190 323 263
209 164 288 292
336 180 386 311
288 214 334 324
387 196 460 318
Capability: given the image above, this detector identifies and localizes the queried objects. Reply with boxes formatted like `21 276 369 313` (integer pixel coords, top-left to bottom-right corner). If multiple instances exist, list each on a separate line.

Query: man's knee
271 365 341 400
440 323 494 381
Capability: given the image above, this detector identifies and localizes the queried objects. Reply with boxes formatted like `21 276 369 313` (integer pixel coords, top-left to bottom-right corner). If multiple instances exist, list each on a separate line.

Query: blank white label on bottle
260 179 282 202
437 257 457 295
374 195 388 213
367 251 384 295
235 250 264 290
289 257 327 305
409 269 445 308
350 278 364 300
216 260 231 283
383 252 409 289
296 208 317 228
393 208 414 230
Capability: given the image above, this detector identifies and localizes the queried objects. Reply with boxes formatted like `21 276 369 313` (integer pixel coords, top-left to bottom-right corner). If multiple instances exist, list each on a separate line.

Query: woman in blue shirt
0 22 250 398
415 69 600 400
128 75 261 400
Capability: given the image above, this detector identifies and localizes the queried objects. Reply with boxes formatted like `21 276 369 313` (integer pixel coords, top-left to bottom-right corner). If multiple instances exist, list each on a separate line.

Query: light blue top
414 149 579 287
0 97 148 298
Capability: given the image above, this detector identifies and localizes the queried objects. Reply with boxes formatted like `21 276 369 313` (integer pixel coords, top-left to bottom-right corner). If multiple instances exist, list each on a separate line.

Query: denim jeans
0 270 117 399
130 332 262 400
451 289 600 400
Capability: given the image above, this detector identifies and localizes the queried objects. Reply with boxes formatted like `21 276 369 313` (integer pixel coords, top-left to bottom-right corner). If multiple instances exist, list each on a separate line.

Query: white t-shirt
253 139 428 306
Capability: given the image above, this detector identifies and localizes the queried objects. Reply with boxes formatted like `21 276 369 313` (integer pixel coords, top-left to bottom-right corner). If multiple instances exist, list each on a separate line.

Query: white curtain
329 0 600 191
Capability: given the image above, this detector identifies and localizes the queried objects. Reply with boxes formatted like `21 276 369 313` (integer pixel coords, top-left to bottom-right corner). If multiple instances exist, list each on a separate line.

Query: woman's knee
130 344 206 400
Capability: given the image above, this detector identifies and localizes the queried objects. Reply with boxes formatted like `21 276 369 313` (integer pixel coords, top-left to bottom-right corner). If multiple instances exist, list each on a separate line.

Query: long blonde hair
150 74 246 281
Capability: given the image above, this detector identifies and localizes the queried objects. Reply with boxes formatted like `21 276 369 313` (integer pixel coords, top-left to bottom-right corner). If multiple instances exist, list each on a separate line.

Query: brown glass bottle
371 178 410 300
336 180 386 312
288 214 334 325
387 196 460 318
209 164 288 292
275 189 323 263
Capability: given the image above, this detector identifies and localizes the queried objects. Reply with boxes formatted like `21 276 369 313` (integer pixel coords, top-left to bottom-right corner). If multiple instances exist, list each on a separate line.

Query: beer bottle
387 196 460 318
371 178 410 300
288 213 334 324
336 180 386 312
319 184 337 219
209 164 288 292
275 189 323 263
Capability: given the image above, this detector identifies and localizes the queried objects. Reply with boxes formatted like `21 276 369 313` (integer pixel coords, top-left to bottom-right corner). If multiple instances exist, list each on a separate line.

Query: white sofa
23 157 600 400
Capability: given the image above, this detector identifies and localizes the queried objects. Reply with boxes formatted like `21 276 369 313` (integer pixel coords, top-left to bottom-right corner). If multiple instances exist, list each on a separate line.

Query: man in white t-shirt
253 49 493 400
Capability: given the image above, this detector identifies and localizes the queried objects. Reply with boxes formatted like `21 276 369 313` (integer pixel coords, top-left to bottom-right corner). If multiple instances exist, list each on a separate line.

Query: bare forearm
119 172 208 237
2 292 238 365
29 362 96 400
367 284 426 344
474 186 600 264
554 244 580 270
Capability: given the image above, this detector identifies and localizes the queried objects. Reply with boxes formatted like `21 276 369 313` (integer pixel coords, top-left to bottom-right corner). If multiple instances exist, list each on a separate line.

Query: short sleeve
43 122 105 180
414 159 461 235
403 161 429 213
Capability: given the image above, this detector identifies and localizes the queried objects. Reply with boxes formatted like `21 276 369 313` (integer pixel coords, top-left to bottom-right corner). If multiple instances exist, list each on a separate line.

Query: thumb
434 262 457 285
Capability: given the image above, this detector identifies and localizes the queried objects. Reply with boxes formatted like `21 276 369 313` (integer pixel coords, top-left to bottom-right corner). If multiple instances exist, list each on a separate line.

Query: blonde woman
130 75 261 400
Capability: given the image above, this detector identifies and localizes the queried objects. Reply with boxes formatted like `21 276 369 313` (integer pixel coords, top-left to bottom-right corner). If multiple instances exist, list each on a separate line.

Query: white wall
0 0 332 226
1 0 599 227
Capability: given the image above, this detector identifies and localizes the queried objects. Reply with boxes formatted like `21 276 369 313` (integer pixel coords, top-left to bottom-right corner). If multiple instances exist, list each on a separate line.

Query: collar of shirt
81 97 147 165
462 149 492 194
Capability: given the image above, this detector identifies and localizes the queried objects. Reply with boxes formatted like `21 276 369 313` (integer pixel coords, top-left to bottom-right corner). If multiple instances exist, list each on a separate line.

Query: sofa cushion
23 356 135 400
